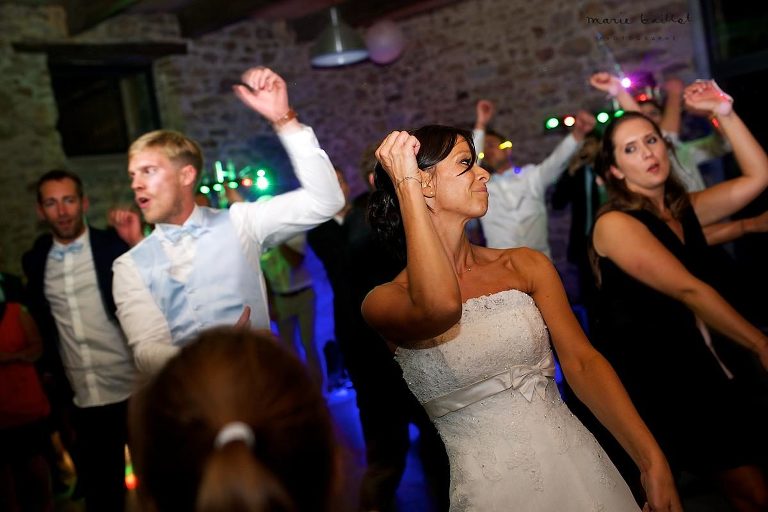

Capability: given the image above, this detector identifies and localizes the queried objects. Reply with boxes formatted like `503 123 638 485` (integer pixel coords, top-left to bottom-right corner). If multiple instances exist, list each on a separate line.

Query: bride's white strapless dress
395 289 640 511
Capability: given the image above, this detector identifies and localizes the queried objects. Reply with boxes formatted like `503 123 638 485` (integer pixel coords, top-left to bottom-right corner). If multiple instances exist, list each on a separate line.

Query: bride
361 125 681 511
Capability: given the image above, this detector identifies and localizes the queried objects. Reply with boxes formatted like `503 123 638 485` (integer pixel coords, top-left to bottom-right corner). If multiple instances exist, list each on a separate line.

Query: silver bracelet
395 175 422 188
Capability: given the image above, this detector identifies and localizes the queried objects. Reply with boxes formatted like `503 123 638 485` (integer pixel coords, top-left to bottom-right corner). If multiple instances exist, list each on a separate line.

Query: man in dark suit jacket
308 168 449 512
23 169 139 511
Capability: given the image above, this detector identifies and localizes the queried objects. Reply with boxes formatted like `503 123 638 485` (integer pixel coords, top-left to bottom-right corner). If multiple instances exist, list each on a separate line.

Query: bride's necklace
460 247 476 274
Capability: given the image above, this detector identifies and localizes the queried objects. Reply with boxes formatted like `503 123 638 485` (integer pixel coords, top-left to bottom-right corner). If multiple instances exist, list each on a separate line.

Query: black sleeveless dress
594 206 763 473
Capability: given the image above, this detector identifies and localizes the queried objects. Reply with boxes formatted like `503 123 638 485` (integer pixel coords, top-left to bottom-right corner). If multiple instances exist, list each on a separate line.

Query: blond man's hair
129 130 204 178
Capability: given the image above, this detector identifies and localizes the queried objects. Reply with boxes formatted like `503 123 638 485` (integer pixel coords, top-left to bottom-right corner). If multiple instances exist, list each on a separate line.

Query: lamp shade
310 7 369 67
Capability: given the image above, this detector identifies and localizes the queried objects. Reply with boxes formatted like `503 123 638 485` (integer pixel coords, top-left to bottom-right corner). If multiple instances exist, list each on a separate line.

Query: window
49 64 160 156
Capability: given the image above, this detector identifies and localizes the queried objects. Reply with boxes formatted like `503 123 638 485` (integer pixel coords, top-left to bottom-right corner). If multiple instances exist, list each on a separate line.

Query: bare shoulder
504 247 555 273
490 247 557 293
593 210 648 255
594 210 640 233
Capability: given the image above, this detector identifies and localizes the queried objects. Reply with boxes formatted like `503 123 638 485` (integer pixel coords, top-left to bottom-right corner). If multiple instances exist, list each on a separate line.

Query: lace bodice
395 289 638 511
396 289 551 405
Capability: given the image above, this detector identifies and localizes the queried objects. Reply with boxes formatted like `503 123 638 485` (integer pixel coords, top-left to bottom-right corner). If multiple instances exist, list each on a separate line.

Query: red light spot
125 473 138 490
241 178 253 187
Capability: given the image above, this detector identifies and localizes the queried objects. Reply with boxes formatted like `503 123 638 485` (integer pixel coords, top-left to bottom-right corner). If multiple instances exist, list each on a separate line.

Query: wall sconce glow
621 77 632 88
563 115 576 127
596 112 610 123
499 141 513 150
545 117 559 129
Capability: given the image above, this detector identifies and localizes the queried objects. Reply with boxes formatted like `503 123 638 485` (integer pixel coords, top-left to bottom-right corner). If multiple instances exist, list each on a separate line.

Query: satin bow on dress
423 352 556 419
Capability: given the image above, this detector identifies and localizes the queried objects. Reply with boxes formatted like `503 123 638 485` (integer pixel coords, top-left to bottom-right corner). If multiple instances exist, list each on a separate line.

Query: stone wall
0 0 696 276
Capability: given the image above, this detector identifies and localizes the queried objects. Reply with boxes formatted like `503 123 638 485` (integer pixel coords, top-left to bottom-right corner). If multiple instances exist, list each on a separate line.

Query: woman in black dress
591 80 768 511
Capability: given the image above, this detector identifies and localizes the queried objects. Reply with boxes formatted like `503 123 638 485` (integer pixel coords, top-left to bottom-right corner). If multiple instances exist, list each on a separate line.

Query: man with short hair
113 67 344 375
23 169 138 512
473 99 595 258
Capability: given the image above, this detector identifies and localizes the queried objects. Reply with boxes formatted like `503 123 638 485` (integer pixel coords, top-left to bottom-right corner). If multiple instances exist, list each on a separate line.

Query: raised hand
683 80 733 116
233 67 296 129
589 71 622 96
108 207 144 247
572 109 596 141
662 77 684 98
475 99 495 129
375 131 421 189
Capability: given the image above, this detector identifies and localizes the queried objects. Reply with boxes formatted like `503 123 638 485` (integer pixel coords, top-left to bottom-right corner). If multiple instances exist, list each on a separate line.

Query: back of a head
129 327 338 512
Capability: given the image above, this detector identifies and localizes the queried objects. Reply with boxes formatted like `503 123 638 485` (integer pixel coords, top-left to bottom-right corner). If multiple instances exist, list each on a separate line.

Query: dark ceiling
17 0 462 40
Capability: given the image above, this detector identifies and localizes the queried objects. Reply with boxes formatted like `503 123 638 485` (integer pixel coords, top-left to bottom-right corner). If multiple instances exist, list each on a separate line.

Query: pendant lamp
310 6 369 67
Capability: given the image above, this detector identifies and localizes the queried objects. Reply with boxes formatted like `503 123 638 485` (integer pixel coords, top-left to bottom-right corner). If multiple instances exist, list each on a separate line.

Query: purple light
621 77 632 88
513 167 522 174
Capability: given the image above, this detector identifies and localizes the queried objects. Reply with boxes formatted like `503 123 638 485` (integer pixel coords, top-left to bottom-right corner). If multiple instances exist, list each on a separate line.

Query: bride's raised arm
361 131 462 345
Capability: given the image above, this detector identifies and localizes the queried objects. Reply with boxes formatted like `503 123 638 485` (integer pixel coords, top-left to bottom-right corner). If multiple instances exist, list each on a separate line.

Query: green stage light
199 185 210 194
545 117 559 130
596 112 610 123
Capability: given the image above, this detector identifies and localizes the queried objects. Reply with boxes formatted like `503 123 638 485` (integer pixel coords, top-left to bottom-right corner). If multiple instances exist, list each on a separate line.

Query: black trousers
340 326 449 512
73 400 128 512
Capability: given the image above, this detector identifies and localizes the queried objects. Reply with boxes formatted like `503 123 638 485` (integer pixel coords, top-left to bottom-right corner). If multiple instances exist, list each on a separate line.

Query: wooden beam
289 0 464 42
177 0 275 39
12 42 188 66
62 0 142 35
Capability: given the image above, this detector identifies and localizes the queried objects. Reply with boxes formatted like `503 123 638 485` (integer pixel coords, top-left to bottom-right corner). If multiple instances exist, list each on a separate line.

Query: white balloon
365 20 405 65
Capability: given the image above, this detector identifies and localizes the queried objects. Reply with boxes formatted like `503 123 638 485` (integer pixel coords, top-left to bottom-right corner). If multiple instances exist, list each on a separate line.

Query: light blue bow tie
162 223 208 244
49 241 84 262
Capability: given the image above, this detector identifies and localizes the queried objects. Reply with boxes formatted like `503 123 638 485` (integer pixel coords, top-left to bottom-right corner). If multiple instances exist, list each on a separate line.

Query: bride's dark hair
367 125 476 263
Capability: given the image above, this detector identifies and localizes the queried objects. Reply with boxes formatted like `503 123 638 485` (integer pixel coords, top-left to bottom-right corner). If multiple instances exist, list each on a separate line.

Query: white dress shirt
474 129 580 258
665 131 732 192
113 124 344 374
44 228 137 407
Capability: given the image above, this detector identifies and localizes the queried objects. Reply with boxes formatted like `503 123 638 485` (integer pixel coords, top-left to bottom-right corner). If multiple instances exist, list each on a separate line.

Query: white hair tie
214 421 255 449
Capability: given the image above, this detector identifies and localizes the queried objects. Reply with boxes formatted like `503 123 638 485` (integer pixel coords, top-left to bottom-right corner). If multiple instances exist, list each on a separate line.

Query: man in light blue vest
112 67 345 375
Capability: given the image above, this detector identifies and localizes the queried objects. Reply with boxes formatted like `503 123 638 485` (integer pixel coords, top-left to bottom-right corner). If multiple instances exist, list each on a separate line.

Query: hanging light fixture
310 6 369 67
